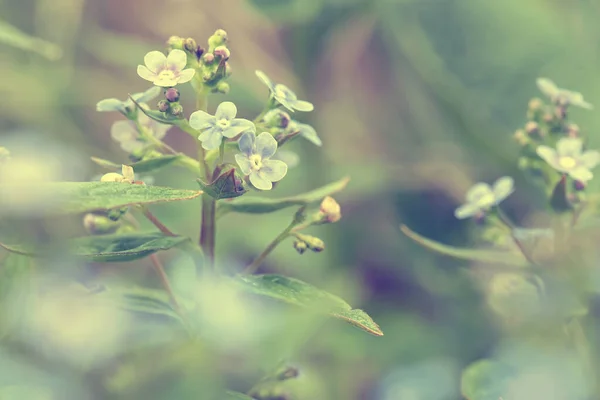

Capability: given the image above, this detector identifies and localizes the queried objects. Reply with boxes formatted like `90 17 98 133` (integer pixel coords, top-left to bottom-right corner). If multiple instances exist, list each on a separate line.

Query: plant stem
150 254 181 312
242 223 295 275
495 207 537 266
142 207 177 236
218 140 225 165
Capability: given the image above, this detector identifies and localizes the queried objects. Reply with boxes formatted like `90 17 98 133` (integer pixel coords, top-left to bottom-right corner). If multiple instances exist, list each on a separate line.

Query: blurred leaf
461 359 515 400
225 390 255 400
0 20 62 60
0 385 53 400
217 177 349 216
0 253 34 339
0 232 189 262
247 0 325 24
235 274 383 336
91 156 182 174
0 182 202 214
400 225 529 267
96 286 183 323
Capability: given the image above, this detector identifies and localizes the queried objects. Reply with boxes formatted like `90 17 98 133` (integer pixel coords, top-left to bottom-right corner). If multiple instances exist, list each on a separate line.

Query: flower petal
96 98 123 112
536 78 559 98
580 150 600 170
292 100 314 112
249 171 273 191
556 137 583 157
238 132 255 156
111 121 138 142
215 101 237 120
536 145 561 170
223 118 255 138
137 65 157 83
255 70 276 91
199 129 223 150
235 154 253 175
298 123 321 146
255 132 278 159
454 203 481 220
261 159 287 182
492 176 515 203
177 68 195 84
189 110 216 130
271 150 299 168
569 167 593 182
166 49 188 71
465 183 493 204
144 51 167 73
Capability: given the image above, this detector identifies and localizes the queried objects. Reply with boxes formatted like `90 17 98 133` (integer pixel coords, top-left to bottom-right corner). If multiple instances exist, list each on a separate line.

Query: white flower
255 70 314 112
189 101 255 150
536 78 593 110
235 132 287 191
96 86 161 114
137 49 195 87
111 105 171 153
454 177 514 219
536 137 600 182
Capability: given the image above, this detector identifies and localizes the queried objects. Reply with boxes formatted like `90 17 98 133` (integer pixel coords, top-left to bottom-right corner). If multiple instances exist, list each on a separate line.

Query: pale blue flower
96 86 161 115
536 78 593 110
235 132 287 190
137 49 195 87
454 177 514 219
255 70 314 112
189 101 256 150
111 106 171 153
536 137 600 182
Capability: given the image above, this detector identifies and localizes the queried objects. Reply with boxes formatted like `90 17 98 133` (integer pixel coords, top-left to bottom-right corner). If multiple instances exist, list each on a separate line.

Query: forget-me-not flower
111 105 171 153
235 132 287 190
137 49 195 87
255 70 314 113
96 86 161 115
536 78 593 110
189 101 255 150
454 176 514 219
536 137 600 182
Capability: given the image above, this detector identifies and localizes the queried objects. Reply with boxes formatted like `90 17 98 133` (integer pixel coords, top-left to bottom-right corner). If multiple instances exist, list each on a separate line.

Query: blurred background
2 0 600 399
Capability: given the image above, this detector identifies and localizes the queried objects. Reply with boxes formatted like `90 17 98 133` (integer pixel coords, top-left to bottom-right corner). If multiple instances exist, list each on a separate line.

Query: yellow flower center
157 70 176 81
478 192 496 207
249 154 263 170
217 118 231 129
558 156 577 170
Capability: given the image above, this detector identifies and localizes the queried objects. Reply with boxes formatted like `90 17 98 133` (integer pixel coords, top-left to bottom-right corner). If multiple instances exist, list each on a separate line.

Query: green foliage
0 20 62 60
225 390 255 399
0 232 189 262
91 155 182 174
461 359 514 400
235 274 383 336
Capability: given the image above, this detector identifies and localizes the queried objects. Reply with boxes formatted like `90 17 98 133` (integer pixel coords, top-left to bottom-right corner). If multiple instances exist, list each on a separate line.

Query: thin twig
242 224 294 275
495 207 538 266
142 208 177 236
150 253 181 312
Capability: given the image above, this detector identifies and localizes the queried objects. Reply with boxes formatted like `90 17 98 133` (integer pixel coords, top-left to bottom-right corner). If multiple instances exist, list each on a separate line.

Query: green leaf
400 225 529 267
217 177 350 216
225 391 255 400
0 253 34 339
235 274 383 336
461 359 515 400
91 155 182 174
95 286 183 323
0 182 201 214
0 232 190 262
0 20 62 60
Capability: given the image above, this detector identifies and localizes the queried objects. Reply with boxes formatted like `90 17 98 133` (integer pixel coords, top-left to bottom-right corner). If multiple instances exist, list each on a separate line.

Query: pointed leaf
0 232 190 262
401 225 529 267
235 274 383 336
0 182 202 214
95 286 183 323
92 155 182 174
461 359 515 400
218 177 349 216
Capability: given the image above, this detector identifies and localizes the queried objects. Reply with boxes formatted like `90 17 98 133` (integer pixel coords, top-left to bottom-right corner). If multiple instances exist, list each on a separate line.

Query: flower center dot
558 156 577 170
157 70 176 81
477 193 496 208
217 119 231 129
249 154 263 170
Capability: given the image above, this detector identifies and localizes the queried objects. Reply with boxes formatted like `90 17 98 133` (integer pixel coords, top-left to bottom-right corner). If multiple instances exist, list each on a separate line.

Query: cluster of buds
291 197 342 254
157 87 183 117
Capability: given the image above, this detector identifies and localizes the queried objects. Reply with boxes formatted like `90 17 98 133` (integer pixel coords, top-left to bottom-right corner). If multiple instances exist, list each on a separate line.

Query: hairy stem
142 207 176 236
150 254 181 312
242 223 295 275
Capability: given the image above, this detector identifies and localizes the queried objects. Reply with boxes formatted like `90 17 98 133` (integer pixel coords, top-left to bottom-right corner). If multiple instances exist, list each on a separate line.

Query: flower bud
542 113 554 124
264 109 291 129
524 121 539 136
184 37 197 53
166 36 184 50
554 106 567 120
567 123 580 138
107 207 129 221
528 98 543 112
295 234 325 253
195 47 205 60
83 213 120 235
208 29 228 48
203 53 215 64
317 196 341 223
293 240 308 254
165 88 180 102
215 82 230 94
512 129 529 146
574 180 586 191
170 104 184 116
214 46 230 60
157 100 170 113
100 172 125 182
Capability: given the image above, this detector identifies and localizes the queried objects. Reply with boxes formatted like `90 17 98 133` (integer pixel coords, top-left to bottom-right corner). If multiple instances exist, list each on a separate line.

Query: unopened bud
165 88 180 102
208 29 228 48
574 180 586 191
554 106 567 120
157 100 170 112
295 234 325 253
293 240 308 254
170 104 184 116
202 72 214 82
195 47 205 59
567 123 580 138
524 121 539 136
528 98 543 112
513 129 529 146
100 172 125 182
107 207 129 221
264 109 291 128
542 113 554 124
203 53 215 64
214 46 230 60
184 38 197 53
83 213 120 235
317 196 341 223
167 36 184 50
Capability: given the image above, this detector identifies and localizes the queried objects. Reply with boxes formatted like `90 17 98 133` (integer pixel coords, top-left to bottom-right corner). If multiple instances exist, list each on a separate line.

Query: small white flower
96 86 161 114
255 70 314 112
454 177 514 219
189 101 255 150
111 105 171 153
137 49 195 87
536 78 593 110
235 132 288 191
536 137 600 182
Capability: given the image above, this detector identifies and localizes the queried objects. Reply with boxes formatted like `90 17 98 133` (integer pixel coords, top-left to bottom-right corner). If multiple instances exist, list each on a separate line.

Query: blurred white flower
536 137 600 182
137 49 195 87
536 78 592 109
454 177 514 219
256 70 314 112
96 86 161 114
110 105 171 153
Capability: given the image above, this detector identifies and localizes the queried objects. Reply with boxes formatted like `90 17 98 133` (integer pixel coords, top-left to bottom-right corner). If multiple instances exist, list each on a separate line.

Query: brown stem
150 254 180 312
142 208 176 236
200 196 216 268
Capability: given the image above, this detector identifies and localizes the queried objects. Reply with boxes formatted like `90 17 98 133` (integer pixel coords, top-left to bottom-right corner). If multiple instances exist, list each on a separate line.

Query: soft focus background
2 0 600 399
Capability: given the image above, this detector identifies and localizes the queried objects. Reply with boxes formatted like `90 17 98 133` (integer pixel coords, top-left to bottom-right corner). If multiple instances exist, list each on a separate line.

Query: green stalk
242 222 295 275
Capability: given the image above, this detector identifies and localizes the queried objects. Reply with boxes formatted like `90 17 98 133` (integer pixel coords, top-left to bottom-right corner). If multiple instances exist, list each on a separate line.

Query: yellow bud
100 172 124 182
121 165 135 183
